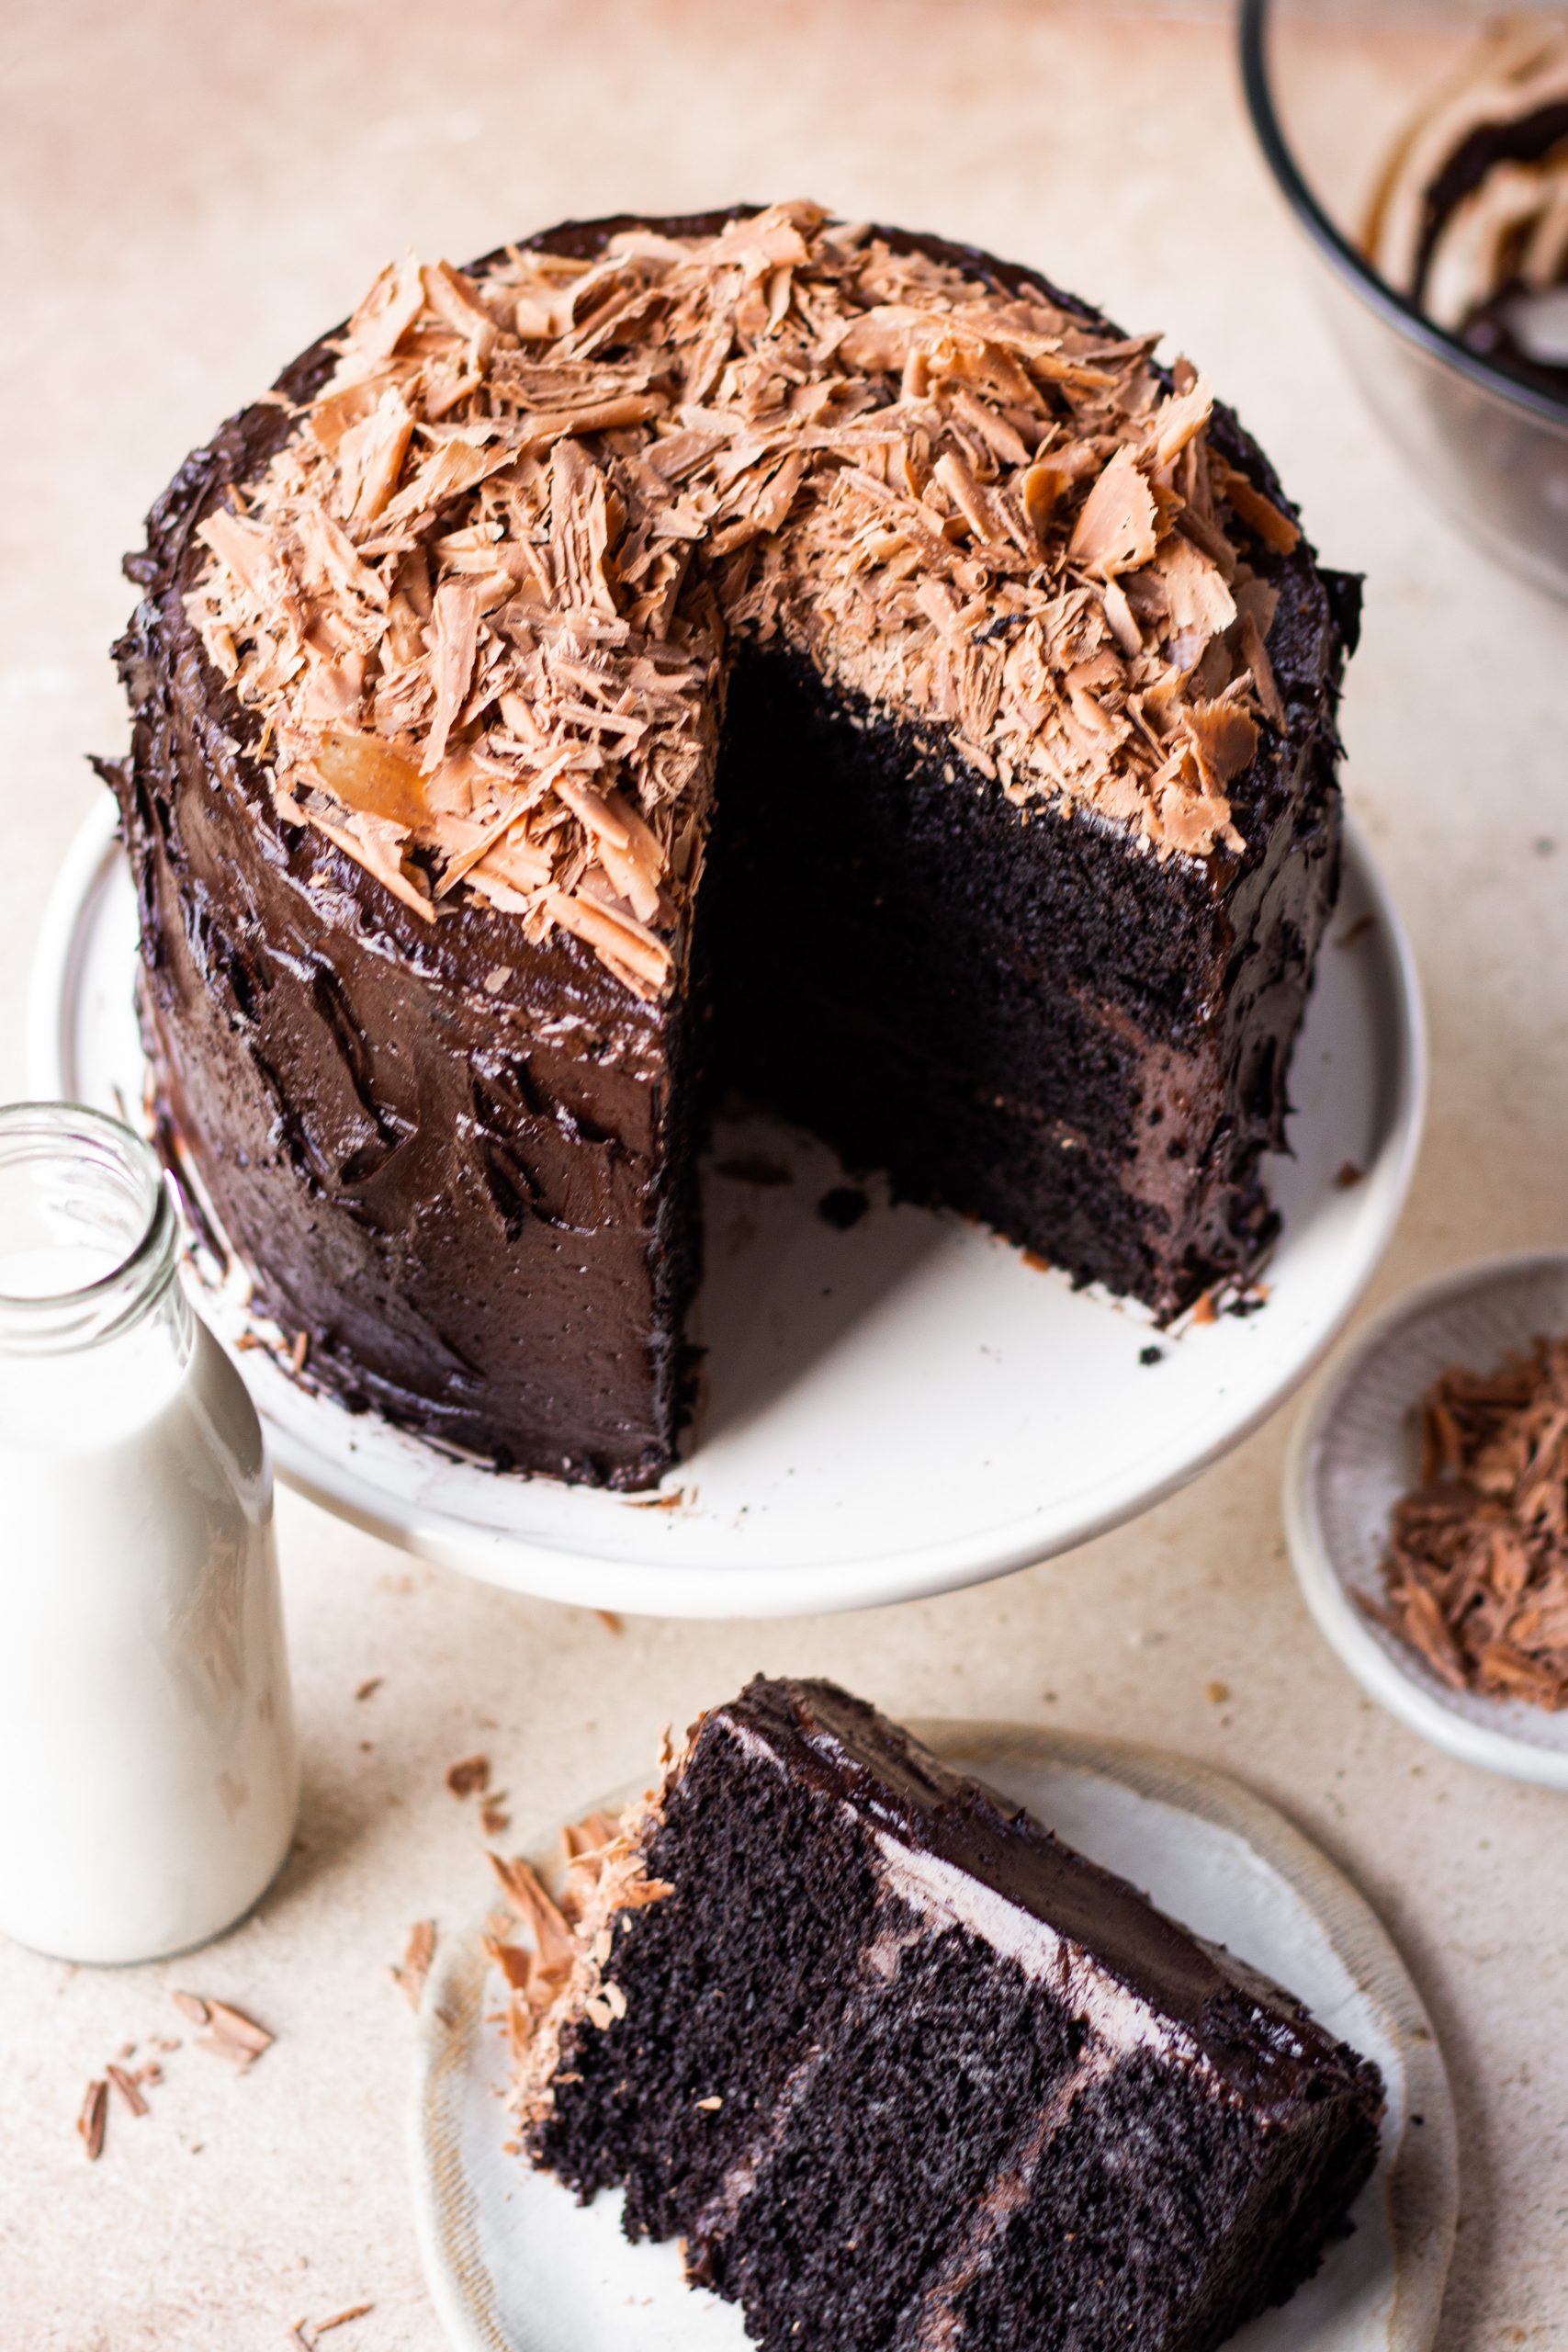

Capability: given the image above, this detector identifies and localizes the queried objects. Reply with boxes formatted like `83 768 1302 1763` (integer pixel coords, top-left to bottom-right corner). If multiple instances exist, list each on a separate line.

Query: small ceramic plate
1286 1251 1568 1787
29 804 1424 1618
409 1724 1455 2352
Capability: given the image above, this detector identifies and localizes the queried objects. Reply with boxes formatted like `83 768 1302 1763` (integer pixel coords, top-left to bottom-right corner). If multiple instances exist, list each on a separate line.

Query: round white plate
29 803 1425 1618
410 1724 1456 2352
1286 1250 1568 1788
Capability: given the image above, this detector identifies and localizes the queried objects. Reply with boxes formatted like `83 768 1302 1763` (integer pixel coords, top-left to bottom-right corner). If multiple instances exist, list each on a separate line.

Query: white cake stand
28 801 1425 1618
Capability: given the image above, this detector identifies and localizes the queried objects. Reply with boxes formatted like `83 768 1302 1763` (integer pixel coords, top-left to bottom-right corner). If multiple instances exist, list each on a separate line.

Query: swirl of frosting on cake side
186 201 1299 998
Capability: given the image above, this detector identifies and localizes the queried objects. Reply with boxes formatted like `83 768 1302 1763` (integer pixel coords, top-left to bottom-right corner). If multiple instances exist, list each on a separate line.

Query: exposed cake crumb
818 1184 870 1230
1369 1336 1568 1709
187 207 1285 999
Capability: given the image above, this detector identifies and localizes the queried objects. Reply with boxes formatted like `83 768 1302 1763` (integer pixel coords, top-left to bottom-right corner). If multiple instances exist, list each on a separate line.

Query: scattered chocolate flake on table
446 1753 491 1799
1140 1344 1165 1367
354 1675 384 1702
390 1920 438 2011
77 2078 107 2162
289 2304 377 2349
1205 1680 1231 1705
716 1155 794 1187
481 1796 513 1838
596 1609 626 1632
1369 1336 1568 1708
818 1184 871 1231
310 2308 375 2342
106 2063 149 2120
175 1992 275 2070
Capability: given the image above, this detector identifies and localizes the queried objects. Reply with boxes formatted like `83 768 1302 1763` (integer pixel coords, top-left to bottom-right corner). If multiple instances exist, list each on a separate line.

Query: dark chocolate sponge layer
101 209 1354 1487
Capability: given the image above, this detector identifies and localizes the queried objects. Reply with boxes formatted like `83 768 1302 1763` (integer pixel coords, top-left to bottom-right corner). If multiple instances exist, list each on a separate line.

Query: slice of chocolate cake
502 1678 1384 2352
103 203 1355 1486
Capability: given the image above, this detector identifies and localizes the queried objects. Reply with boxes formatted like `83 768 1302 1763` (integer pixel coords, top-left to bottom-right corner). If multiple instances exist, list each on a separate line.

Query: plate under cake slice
102 201 1356 1490
501 1677 1384 2352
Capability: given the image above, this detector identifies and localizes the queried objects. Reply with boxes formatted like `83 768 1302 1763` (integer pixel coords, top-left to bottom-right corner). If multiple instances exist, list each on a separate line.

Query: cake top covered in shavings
186 203 1297 998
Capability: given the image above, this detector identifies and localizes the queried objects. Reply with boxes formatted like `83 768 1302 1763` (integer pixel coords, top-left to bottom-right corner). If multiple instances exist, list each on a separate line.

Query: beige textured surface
2 3 1565 2346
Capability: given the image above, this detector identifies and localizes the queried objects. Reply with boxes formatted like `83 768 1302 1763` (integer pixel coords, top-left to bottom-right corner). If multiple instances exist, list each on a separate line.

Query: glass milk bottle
0 1103 298 1962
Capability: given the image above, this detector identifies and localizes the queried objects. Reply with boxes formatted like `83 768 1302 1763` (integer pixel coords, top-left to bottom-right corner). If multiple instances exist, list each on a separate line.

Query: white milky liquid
0 1252 299 1962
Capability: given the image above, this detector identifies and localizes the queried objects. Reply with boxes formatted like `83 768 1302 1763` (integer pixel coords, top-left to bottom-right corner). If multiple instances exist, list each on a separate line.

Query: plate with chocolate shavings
34 802 1423 1618
1287 1250 1568 1786
407 1723 1456 2352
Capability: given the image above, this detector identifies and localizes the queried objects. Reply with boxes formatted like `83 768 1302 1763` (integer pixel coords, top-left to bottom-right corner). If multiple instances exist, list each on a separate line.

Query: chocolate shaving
390 1918 438 2010
106 2063 149 2120
77 2079 107 2162
176 1993 274 2070
1371 1336 1568 1710
490 1793 675 2129
189 207 1281 1002
446 1753 491 1798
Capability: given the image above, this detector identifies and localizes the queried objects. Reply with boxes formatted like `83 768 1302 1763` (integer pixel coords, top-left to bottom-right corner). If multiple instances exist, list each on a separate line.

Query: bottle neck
0 1104 186 1362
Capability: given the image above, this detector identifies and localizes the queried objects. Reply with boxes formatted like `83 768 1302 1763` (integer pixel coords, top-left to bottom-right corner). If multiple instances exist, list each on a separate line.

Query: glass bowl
1240 0 1568 597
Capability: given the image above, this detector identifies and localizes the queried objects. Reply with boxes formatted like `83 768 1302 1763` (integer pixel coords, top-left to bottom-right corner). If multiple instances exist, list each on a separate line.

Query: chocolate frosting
100 209 1353 1484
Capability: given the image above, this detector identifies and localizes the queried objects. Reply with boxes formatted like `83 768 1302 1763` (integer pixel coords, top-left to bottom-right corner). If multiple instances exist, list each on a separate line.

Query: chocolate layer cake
101 203 1355 1487
502 1678 1384 2352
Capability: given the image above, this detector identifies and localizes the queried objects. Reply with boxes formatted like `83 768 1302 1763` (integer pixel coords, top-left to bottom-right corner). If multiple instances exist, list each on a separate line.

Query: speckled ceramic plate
1286 1251 1568 1787
408 1724 1456 2352
30 803 1424 1618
